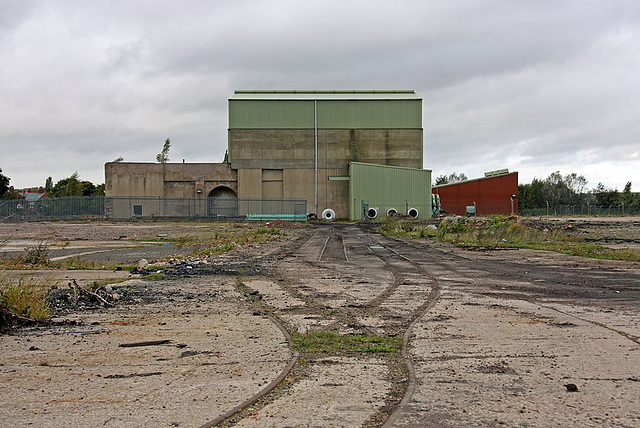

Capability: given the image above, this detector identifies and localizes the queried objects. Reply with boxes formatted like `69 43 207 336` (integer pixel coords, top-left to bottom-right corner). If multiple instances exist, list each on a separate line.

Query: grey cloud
1 0 639 189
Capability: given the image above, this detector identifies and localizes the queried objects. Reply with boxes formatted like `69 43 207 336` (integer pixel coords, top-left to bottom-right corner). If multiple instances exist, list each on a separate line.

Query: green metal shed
349 162 431 220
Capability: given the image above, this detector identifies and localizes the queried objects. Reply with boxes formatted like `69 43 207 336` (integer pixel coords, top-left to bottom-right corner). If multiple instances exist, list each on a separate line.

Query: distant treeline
518 171 639 212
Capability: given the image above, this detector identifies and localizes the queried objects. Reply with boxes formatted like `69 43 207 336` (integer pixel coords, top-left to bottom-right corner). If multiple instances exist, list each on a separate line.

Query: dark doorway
207 187 238 218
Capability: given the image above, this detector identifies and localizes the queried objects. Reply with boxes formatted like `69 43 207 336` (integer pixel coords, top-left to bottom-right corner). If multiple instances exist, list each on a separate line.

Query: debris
46 280 121 313
119 339 171 348
104 372 163 379
564 383 579 392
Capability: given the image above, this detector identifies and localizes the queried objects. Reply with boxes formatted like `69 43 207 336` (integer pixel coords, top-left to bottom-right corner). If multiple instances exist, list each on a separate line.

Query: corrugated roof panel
318 100 421 128
229 100 315 128
230 90 421 101
229 93 422 129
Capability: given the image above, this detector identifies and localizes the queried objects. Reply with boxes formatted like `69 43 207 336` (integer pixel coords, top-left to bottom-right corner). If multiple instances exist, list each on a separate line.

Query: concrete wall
105 163 165 197
105 162 238 218
229 128 422 217
233 167 349 218
229 129 422 170
105 162 237 198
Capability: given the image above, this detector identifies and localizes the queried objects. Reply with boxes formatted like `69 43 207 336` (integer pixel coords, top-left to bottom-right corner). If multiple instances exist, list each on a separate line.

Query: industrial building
432 170 518 216
105 90 431 220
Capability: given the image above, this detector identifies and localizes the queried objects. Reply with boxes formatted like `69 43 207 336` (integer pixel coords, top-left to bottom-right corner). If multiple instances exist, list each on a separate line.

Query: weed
378 216 640 262
0 273 53 322
292 331 402 355
50 257 126 270
23 242 50 266
256 227 280 236
90 278 129 288
175 234 195 249
167 227 284 259
0 253 23 269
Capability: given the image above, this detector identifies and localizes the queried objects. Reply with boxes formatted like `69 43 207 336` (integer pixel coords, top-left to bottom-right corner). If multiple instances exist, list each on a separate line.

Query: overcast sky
1 0 639 191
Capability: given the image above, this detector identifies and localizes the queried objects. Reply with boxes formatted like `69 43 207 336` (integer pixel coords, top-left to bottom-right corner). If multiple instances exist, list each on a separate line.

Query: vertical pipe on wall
314 99 318 215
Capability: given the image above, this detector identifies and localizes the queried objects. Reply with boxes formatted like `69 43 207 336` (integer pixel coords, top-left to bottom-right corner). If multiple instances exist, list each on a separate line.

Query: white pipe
322 208 335 221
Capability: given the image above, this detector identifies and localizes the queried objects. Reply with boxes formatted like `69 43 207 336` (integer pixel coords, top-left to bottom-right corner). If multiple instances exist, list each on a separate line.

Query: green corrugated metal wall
229 99 422 129
349 162 431 220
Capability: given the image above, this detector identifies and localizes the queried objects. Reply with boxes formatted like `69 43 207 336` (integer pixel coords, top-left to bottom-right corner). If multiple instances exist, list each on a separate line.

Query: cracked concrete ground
1 220 639 427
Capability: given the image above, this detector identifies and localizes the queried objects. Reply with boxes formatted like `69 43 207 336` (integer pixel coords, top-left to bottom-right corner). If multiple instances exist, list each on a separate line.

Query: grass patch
0 273 53 323
376 218 437 239
0 254 128 271
292 331 402 355
523 241 640 261
168 226 283 259
51 257 121 270
377 216 640 262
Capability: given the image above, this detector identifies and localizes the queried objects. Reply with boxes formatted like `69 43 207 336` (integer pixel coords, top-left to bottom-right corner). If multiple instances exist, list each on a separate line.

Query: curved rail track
200 222 640 427
201 223 443 426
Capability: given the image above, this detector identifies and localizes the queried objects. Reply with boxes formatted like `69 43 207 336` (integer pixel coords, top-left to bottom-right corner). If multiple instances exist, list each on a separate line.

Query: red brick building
433 171 518 216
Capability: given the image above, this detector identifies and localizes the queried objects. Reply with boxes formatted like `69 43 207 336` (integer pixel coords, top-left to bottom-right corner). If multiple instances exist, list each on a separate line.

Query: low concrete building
106 162 237 198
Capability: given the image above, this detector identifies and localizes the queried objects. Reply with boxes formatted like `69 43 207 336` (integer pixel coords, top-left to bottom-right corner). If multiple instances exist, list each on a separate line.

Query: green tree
541 171 588 205
621 182 634 206
592 183 620 206
518 178 544 209
51 172 81 197
434 172 467 186
93 183 105 196
79 180 96 196
44 176 53 193
0 167 9 198
156 138 171 163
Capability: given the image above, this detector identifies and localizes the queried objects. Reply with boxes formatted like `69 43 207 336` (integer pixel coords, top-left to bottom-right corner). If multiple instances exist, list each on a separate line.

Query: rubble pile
45 280 147 314
135 255 273 277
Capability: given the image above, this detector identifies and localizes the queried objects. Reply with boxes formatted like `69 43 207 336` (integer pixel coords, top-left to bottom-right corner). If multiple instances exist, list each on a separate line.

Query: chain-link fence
519 204 640 217
0 196 307 222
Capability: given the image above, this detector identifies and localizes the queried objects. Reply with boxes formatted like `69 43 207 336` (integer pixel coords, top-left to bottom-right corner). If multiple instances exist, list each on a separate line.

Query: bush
23 242 50 265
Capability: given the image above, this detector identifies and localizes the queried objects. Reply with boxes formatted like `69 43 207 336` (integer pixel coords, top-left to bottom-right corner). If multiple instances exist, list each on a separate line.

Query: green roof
230 90 421 101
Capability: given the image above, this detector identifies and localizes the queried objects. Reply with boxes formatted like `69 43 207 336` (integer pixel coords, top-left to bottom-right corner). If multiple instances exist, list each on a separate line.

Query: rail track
202 223 442 427
201 221 640 427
